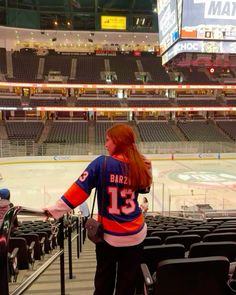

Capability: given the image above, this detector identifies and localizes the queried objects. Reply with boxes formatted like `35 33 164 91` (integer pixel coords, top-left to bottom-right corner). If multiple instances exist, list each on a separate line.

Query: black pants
94 241 143 295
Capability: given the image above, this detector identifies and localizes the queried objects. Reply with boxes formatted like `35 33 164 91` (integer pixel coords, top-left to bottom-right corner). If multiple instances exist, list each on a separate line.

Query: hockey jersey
47 155 149 246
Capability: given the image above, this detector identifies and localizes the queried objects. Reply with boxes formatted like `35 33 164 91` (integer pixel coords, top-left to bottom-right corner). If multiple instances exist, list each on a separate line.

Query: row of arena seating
6 212 236 294
45 121 88 143
2 48 235 85
141 215 236 294
5 121 44 142
1 96 236 107
0 51 173 84
7 219 59 283
4 120 236 143
7 215 78 284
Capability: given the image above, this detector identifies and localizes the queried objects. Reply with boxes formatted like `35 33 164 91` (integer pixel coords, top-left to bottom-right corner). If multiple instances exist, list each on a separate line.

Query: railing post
58 217 66 295
162 183 165 215
79 217 82 253
0 237 9 295
67 223 74 279
76 217 80 259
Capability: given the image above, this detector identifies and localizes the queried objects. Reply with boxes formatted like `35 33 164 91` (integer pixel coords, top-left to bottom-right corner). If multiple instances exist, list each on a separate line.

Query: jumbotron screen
158 0 236 64
181 0 236 40
157 0 180 55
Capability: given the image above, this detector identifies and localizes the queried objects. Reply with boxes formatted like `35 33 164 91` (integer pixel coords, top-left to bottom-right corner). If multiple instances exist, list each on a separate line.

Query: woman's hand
42 209 53 221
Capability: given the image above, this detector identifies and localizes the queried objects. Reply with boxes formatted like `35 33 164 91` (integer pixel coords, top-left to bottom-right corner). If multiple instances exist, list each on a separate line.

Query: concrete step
9 237 96 295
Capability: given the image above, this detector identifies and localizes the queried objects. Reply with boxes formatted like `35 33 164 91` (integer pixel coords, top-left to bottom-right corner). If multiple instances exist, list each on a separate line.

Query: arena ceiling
5 0 156 13
0 0 157 31
0 0 158 51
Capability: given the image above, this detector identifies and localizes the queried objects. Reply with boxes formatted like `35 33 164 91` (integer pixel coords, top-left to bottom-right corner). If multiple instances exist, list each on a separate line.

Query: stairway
171 123 187 141
70 58 77 80
6 51 14 79
37 58 45 80
38 120 53 144
88 121 95 145
129 121 142 142
67 95 76 107
9 237 96 295
0 121 8 140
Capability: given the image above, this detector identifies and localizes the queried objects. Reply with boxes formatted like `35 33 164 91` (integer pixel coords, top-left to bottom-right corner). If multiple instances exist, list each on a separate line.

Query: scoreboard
181 0 236 40
157 0 179 55
158 0 236 64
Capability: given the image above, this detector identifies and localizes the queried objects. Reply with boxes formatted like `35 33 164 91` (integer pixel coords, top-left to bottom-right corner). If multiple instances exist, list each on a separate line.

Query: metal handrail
11 249 64 295
0 206 68 295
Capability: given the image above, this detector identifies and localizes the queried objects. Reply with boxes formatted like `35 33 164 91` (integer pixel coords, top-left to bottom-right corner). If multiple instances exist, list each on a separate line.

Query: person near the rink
140 196 149 215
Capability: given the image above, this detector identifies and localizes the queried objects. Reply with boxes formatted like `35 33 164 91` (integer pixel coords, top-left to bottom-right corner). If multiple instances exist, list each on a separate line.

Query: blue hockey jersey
48 155 149 246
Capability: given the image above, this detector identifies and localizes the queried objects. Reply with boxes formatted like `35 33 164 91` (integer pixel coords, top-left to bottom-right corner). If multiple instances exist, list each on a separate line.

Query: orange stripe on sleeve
63 182 88 207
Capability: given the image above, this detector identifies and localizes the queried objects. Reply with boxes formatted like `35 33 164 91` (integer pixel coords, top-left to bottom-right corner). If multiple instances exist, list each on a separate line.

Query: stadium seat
143 236 162 247
203 233 236 243
165 234 201 251
182 229 210 239
189 241 236 262
141 256 230 295
9 237 34 269
142 244 185 276
150 230 179 242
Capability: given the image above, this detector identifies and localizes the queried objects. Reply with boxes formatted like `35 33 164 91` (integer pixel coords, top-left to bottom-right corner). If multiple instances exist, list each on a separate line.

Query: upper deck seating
0 98 21 107
5 121 44 141
10 51 39 82
137 122 183 142
127 98 171 107
95 122 113 144
177 98 221 107
45 121 88 143
75 98 121 107
177 121 231 141
216 120 236 141
29 98 67 107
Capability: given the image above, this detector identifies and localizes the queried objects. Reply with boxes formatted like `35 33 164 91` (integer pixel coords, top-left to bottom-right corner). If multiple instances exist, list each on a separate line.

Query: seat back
143 244 185 275
192 225 215 231
147 228 164 236
154 256 229 295
203 232 236 242
189 241 236 262
143 236 162 247
214 228 236 234
9 237 29 270
34 231 51 253
182 229 210 239
150 230 179 242
18 233 41 260
165 234 201 251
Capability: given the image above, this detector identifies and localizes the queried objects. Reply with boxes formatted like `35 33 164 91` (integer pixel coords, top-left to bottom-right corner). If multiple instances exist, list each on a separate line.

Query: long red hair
106 124 152 191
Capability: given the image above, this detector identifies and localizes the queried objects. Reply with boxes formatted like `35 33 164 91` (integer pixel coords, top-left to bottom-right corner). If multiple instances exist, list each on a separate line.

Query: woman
44 123 152 295
140 196 149 214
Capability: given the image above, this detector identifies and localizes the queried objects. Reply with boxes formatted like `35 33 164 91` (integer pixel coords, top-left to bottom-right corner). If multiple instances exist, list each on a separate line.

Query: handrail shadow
0 206 72 295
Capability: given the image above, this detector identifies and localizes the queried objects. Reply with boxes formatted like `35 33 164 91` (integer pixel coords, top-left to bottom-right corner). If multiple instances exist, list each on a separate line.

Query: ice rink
1 157 236 213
